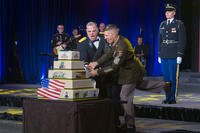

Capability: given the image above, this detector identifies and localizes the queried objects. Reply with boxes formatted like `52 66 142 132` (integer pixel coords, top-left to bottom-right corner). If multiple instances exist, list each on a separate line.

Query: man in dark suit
158 4 186 104
78 21 109 98
78 22 106 63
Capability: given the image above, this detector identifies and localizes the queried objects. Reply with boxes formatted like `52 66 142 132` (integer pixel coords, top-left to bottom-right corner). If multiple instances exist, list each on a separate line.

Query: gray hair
86 21 98 29
105 24 120 35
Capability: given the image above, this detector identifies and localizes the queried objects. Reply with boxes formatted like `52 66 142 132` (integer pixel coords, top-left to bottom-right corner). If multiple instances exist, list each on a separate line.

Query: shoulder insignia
78 37 87 43
123 38 135 53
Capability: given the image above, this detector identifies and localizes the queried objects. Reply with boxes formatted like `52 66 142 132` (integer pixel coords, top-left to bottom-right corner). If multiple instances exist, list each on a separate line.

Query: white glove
158 57 161 64
177 57 182 64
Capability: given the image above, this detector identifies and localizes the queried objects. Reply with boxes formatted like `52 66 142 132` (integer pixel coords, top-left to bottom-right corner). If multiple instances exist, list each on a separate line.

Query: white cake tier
58 50 80 60
60 88 99 99
48 69 86 79
53 60 84 70
54 79 95 89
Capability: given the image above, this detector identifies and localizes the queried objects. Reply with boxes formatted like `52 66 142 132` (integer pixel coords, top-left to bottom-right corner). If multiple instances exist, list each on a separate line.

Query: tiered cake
48 50 99 100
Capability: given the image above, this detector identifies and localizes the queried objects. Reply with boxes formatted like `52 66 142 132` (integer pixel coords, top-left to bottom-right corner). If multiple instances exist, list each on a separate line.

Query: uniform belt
162 40 178 44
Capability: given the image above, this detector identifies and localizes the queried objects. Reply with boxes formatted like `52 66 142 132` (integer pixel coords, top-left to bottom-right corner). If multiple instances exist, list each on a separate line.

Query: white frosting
60 88 99 99
53 60 84 70
48 70 86 79
58 51 80 60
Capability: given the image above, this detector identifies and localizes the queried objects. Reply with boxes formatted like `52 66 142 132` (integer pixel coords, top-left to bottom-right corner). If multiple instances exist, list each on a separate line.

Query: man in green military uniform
88 24 145 132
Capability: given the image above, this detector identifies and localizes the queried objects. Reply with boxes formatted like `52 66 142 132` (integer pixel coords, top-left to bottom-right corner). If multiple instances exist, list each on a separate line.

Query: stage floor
0 117 200 133
0 81 200 132
134 90 200 109
0 83 200 109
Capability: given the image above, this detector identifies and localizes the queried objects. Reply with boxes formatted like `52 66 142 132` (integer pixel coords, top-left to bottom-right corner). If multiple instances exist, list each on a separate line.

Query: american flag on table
36 79 65 100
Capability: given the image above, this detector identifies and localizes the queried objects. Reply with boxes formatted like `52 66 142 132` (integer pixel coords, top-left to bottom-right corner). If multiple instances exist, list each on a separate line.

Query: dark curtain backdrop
0 0 183 83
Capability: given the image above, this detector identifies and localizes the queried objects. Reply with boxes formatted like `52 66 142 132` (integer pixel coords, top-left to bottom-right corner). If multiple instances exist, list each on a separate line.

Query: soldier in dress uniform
158 4 186 104
51 24 70 56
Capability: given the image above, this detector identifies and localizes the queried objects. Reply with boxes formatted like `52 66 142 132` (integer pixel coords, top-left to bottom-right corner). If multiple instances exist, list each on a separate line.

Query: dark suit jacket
77 36 106 63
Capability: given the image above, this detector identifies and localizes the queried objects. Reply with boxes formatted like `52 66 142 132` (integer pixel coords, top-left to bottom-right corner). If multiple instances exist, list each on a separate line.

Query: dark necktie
167 20 170 25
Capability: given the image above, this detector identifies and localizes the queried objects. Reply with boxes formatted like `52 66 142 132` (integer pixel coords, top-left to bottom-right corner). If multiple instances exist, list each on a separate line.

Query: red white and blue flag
37 79 65 100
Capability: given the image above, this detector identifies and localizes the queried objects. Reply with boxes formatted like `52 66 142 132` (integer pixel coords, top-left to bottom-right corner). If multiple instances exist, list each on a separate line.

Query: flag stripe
37 89 60 99
49 81 64 88
52 79 65 85
48 83 63 90
37 90 58 99
45 88 61 95
37 90 58 100
49 79 65 88
39 88 60 97
37 91 58 100
37 79 65 100
37 91 59 100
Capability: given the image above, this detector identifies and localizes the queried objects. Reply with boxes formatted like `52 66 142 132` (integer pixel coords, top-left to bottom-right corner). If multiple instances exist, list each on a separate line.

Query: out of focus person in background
134 36 149 67
51 24 70 55
98 22 106 37
69 28 82 50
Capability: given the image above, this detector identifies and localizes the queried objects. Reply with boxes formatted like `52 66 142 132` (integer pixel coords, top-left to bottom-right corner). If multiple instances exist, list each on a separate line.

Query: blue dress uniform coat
159 19 186 58
158 19 186 103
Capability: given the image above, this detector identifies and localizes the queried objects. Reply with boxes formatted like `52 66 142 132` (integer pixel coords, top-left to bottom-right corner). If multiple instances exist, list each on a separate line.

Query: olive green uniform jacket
97 36 145 85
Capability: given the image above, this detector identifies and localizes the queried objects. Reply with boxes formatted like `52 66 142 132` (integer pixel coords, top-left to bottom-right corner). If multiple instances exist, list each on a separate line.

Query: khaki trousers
120 84 136 126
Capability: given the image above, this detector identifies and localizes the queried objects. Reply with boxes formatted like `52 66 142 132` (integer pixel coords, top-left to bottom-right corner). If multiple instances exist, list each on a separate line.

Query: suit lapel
92 38 105 61
96 39 104 51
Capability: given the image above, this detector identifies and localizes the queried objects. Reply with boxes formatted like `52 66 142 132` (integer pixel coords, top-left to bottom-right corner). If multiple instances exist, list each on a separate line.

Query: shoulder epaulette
122 37 135 53
78 37 87 43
